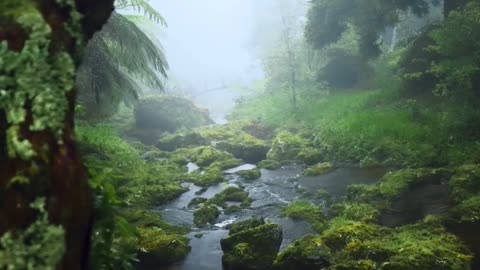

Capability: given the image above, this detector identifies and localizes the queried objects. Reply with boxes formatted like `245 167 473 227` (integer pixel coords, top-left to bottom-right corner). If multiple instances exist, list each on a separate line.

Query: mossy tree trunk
0 1 113 269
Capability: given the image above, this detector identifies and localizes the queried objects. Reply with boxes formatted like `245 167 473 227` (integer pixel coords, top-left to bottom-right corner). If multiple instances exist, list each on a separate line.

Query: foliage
77 0 168 119
0 10 75 159
0 198 65 270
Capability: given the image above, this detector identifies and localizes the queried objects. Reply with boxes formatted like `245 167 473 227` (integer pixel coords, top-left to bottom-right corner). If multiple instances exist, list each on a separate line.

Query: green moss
0 198 65 270
450 195 480 223
314 217 473 270
209 187 251 208
449 164 480 203
121 208 189 235
227 218 265 235
188 197 208 208
156 131 209 151
221 224 283 270
303 162 335 176
0 10 76 160
282 201 325 231
274 235 331 270
193 204 220 226
188 166 225 187
334 203 380 223
225 205 242 214
136 228 191 266
236 168 261 180
209 158 244 170
267 131 308 161
258 159 282 170
297 148 324 165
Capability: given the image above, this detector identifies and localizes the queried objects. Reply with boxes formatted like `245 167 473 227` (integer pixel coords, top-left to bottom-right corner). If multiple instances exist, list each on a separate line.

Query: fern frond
115 0 167 26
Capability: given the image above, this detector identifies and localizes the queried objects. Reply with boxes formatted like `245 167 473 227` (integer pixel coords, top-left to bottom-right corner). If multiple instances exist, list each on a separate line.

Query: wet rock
188 197 208 208
297 148 323 165
274 235 331 270
216 140 270 164
193 204 220 226
236 168 261 180
157 131 209 151
258 159 282 170
303 162 335 176
221 223 283 270
226 217 265 235
267 132 307 162
136 228 191 267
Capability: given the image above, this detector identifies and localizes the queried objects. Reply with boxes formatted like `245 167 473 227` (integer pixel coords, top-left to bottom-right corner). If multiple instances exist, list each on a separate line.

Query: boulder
221 223 283 270
267 132 307 162
226 217 266 235
193 204 220 226
274 235 331 270
236 168 261 180
157 131 209 151
136 228 191 267
303 162 335 176
133 96 213 143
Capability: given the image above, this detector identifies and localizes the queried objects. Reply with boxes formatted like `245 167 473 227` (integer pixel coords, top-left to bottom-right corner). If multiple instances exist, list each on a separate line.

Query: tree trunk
0 1 113 269
444 0 468 17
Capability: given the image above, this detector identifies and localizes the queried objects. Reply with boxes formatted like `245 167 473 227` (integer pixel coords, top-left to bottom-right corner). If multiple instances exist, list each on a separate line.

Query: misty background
147 0 307 122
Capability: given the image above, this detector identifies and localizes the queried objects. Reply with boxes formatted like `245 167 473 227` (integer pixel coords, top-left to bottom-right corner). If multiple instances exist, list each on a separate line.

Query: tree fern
77 0 168 119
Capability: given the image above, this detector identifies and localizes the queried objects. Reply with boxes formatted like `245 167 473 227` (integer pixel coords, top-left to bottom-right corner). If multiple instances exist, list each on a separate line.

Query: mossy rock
216 140 270 164
187 167 225 187
221 223 283 270
136 228 191 267
209 158 244 170
303 162 335 176
236 168 261 180
191 146 237 167
274 235 331 270
121 208 189 234
188 197 208 208
157 131 209 151
258 160 282 170
450 195 480 223
134 96 213 131
282 201 326 231
297 148 323 165
193 204 220 226
267 132 308 161
227 217 265 235
210 187 251 208
225 205 243 214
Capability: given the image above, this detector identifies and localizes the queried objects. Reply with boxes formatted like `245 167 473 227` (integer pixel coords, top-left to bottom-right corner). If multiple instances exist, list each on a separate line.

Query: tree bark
0 1 114 269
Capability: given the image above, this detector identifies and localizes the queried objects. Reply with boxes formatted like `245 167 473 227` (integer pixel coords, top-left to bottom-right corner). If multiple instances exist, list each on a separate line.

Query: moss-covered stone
134 96 213 131
187 167 225 187
221 224 283 270
297 148 324 165
282 201 326 232
121 208 189 234
209 187 251 208
267 132 308 161
236 168 261 180
193 204 220 226
225 205 243 214
303 162 335 176
274 235 331 270
136 228 191 267
227 218 265 235
157 131 209 151
258 159 282 170
188 197 208 208
216 139 270 164
450 195 480 223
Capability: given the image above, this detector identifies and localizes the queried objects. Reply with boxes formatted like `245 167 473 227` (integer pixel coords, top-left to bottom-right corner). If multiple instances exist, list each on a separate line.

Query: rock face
221 221 283 270
133 96 213 143
274 235 331 270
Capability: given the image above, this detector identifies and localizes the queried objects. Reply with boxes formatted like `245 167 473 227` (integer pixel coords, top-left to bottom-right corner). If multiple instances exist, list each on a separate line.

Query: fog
147 1 306 122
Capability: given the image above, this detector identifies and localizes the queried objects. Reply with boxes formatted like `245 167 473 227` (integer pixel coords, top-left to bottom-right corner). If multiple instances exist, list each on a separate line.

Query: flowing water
155 164 389 270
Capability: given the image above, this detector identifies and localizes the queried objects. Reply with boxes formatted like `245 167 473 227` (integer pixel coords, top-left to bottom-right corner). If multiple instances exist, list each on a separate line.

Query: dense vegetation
1 0 480 270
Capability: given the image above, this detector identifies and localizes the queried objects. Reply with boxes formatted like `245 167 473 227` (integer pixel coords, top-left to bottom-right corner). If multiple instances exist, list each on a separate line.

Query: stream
155 164 389 270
